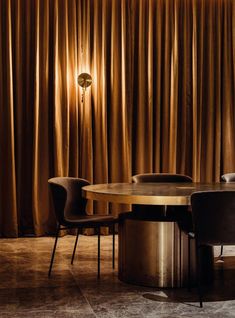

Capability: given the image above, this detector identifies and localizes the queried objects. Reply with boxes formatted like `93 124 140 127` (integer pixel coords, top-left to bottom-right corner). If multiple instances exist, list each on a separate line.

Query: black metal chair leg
196 243 203 308
112 223 115 269
97 227 101 279
188 236 191 291
48 226 60 277
71 229 79 265
220 245 223 256
179 229 182 287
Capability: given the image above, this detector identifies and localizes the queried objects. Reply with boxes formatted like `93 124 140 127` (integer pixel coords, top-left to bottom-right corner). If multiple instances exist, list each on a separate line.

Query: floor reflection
0 236 235 317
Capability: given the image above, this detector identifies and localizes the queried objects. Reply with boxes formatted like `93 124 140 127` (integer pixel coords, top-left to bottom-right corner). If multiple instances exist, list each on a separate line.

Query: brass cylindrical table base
118 217 214 288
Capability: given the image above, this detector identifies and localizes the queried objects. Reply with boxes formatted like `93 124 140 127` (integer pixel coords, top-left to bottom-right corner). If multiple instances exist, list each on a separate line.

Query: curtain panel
0 0 234 236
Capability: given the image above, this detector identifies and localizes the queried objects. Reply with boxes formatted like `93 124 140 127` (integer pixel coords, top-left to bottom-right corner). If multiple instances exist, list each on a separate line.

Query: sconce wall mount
77 73 92 89
77 72 92 104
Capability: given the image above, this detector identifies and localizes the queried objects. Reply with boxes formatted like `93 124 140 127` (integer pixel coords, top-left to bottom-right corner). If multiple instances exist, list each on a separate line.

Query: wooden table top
82 182 235 205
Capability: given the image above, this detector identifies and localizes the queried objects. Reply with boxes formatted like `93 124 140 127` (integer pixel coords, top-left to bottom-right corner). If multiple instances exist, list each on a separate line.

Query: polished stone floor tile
0 311 96 318
0 286 92 312
1 236 235 317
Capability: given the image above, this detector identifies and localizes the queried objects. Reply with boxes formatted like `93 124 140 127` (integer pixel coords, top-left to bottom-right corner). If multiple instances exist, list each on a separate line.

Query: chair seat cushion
64 214 115 226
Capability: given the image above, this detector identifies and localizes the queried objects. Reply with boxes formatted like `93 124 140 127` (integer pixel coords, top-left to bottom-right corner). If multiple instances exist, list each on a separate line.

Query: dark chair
132 173 193 286
221 173 235 183
190 191 235 307
132 173 192 183
220 173 235 256
132 173 193 227
48 177 117 278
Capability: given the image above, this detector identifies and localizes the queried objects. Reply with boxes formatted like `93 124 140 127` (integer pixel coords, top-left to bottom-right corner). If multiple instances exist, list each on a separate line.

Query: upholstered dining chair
190 191 235 307
132 173 192 183
221 173 235 183
132 173 193 286
220 173 235 256
48 177 117 278
132 173 193 228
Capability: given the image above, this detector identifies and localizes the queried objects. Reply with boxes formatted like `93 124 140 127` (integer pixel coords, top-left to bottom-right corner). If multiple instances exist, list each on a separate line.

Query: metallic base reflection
118 216 213 288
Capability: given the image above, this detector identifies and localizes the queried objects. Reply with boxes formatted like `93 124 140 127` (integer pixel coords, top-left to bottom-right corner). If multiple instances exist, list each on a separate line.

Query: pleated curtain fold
0 0 234 236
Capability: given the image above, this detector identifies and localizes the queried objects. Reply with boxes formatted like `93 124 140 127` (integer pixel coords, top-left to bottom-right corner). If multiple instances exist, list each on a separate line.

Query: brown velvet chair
190 191 235 307
132 173 193 287
132 173 192 183
132 173 193 229
220 173 235 256
48 177 117 278
221 173 235 182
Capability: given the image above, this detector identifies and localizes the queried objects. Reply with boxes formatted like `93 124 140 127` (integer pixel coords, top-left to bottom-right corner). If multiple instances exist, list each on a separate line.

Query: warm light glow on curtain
0 0 234 236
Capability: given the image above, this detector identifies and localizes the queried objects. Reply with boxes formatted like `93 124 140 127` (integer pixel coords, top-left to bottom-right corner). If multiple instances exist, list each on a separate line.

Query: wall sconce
77 73 92 103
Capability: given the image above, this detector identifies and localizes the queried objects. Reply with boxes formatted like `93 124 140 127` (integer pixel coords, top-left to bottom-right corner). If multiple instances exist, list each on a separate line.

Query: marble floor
0 236 235 318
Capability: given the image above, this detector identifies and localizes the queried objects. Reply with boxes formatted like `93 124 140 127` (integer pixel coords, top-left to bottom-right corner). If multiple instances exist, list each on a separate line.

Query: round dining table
83 182 235 205
83 182 235 288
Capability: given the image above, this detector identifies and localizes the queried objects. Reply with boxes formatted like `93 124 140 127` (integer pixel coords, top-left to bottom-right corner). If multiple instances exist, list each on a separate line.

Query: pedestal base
118 216 213 288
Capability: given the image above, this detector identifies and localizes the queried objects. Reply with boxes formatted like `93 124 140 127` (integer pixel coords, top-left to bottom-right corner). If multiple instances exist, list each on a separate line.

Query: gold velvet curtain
0 0 234 237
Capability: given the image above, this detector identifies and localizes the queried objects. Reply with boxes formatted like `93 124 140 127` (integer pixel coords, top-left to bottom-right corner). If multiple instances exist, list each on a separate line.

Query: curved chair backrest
48 177 90 224
221 173 235 182
191 191 235 245
132 173 192 183
131 173 192 220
